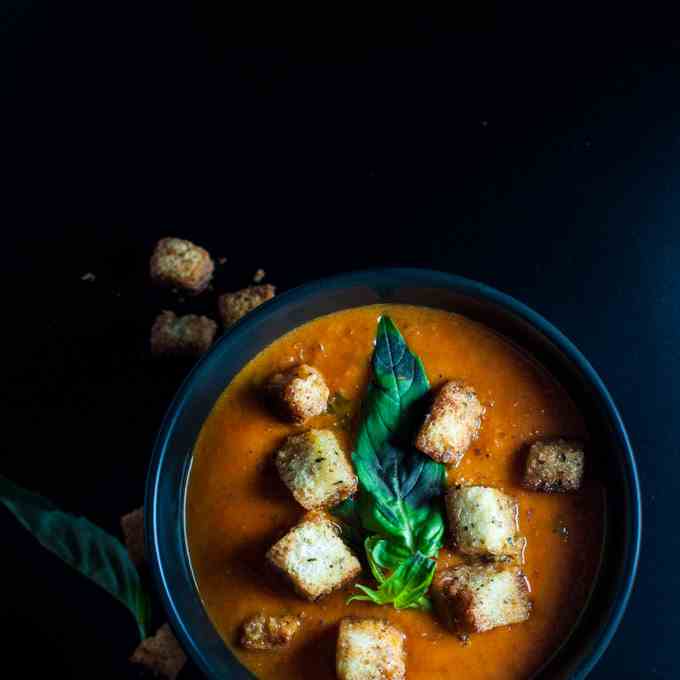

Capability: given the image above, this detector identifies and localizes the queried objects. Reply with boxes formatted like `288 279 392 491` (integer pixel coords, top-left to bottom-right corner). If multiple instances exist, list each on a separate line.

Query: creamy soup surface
186 305 604 680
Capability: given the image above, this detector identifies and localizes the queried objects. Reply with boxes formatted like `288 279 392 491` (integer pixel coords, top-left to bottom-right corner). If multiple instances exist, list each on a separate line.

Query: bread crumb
253 268 266 283
81 272 96 282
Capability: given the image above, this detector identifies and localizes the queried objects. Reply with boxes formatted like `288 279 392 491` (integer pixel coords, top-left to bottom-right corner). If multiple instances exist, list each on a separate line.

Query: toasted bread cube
150 237 214 294
446 486 521 560
415 381 484 465
120 507 145 569
129 623 187 680
266 512 361 600
240 613 303 650
266 364 330 423
523 439 585 492
150 310 217 358
336 618 406 680
433 564 531 633
276 430 357 511
217 284 276 328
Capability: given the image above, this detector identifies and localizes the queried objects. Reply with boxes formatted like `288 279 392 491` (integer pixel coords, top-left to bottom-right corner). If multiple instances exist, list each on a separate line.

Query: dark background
1 4 675 678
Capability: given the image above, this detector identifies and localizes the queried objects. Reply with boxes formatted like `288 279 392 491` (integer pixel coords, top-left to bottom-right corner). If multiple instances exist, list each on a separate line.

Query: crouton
129 623 187 680
120 507 145 569
150 237 214 294
432 564 531 634
217 284 276 328
446 486 522 560
266 364 330 423
276 430 357 510
415 381 484 465
266 511 361 600
150 310 217 358
523 439 585 492
240 613 302 650
336 618 406 680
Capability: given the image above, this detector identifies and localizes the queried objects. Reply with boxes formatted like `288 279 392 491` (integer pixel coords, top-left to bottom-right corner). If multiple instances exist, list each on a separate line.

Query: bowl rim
145 267 641 680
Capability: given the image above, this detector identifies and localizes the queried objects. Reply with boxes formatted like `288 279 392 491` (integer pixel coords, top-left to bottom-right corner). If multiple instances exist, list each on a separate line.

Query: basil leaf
0 476 152 640
349 551 435 610
348 316 446 610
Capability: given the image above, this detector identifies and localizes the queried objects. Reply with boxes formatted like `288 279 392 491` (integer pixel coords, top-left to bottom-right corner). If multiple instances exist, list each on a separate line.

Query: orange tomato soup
186 305 604 680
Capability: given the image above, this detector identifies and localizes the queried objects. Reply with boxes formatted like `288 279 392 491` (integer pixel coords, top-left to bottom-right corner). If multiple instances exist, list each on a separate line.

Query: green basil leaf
0 476 152 640
349 552 435 610
347 316 447 610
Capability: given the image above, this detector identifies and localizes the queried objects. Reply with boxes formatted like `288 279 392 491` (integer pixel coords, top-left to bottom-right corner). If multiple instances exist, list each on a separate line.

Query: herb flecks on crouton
336 617 406 680
416 381 484 465
266 511 361 601
523 439 585 492
433 564 531 634
266 364 330 423
276 429 357 510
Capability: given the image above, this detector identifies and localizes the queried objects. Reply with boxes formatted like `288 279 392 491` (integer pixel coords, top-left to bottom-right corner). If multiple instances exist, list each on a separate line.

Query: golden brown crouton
120 507 145 569
276 430 357 510
523 439 585 492
446 486 522 560
336 618 406 680
150 237 214 294
240 613 302 650
266 364 330 423
432 564 531 634
129 623 187 680
150 311 217 357
415 381 484 465
217 284 276 328
266 511 361 601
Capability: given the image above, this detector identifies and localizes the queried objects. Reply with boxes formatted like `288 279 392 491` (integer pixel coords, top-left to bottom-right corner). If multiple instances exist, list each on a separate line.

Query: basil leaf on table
0 475 152 640
339 316 446 610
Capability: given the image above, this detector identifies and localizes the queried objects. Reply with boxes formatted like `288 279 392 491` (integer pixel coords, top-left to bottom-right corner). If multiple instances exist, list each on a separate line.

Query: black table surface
1 6 674 678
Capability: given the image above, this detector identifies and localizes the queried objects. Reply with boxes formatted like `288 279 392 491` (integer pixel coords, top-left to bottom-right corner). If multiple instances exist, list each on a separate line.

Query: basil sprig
0 475 152 640
340 316 446 610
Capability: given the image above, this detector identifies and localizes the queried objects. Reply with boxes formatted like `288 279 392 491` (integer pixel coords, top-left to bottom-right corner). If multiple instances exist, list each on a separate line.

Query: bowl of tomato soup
146 269 640 680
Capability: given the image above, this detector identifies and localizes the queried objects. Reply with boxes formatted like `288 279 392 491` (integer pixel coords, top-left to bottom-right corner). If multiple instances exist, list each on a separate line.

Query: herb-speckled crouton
150 310 217 357
523 439 585 492
129 623 187 680
120 507 145 569
266 511 361 601
217 284 276 328
446 486 522 560
276 430 357 510
150 237 214 294
433 564 531 634
240 613 303 650
336 617 406 680
415 381 484 465
266 364 330 423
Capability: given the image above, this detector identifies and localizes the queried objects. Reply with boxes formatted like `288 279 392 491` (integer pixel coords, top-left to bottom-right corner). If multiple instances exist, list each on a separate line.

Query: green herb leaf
0 476 152 640
346 316 446 609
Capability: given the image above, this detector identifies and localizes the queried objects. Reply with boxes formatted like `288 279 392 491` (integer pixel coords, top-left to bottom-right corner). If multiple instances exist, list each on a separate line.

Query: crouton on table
150 237 214 294
433 564 531 634
415 381 484 465
129 623 187 680
150 310 217 357
266 511 361 600
276 429 357 510
217 284 276 328
446 486 522 560
266 364 330 423
336 617 406 680
240 613 302 650
523 439 585 492
120 507 145 569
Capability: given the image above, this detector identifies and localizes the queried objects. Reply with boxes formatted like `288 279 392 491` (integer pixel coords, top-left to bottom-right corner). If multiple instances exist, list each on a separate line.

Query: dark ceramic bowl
145 269 641 680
